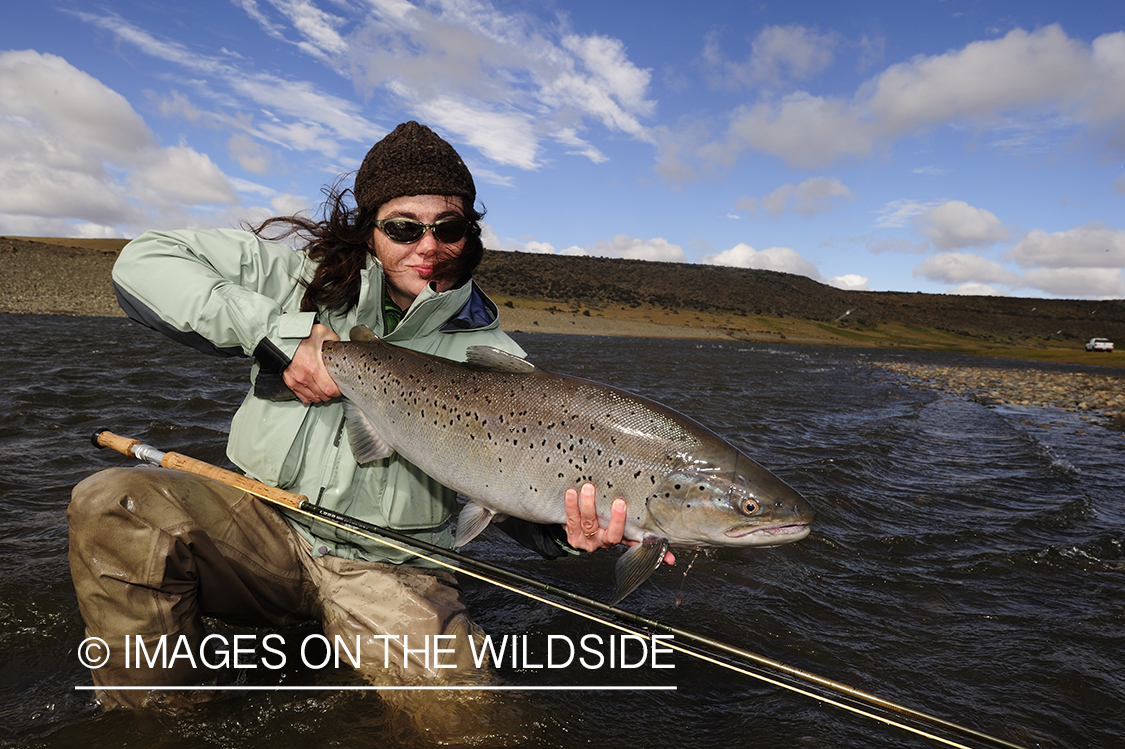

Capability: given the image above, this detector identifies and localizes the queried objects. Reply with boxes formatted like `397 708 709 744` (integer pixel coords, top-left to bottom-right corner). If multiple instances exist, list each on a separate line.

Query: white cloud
1007 224 1125 268
863 25 1094 133
522 240 557 254
400 88 541 169
229 177 279 197
914 252 1019 285
875 199 940 228
130 144 238 209
269 193 313 217
829 274 871 291
753 177 854 217
1116 173 1125 193
702 243 822 279
1020 267 1125 298
557 33 655 137
229 133 274 174
703 25 837 88
947 282 1009 296
77 11 382 161
680 25 1125 173
232 0 349 65
584 235 686 263
724 93 879 169
493 233 684 262
917 201 1009 250
0 50 237 233
898 223 1125 299
151 90 203 123
480 224 559 254
553 127 608 163
346 0 657 167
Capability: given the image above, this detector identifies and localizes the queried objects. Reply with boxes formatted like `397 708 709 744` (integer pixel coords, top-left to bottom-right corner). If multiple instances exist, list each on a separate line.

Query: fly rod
92 429 1024 749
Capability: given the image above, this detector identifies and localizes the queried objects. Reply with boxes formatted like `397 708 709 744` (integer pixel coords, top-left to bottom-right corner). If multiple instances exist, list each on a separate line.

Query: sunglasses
374 217 473 244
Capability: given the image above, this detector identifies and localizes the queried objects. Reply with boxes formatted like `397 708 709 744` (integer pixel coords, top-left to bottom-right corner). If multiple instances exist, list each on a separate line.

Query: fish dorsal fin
349 324 380 342
464 346 537 374
612 537 669 604
342 400 395 464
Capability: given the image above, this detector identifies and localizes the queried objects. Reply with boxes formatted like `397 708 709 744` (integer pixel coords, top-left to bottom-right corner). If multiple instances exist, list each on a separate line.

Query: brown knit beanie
354 121 476 212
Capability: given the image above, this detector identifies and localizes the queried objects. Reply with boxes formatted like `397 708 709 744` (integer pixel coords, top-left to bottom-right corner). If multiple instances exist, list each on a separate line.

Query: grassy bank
491 295 1122 368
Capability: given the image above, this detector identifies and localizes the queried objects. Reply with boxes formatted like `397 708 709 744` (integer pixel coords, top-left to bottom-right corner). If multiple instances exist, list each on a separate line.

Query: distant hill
3 235 1123 352
475 250 1125 347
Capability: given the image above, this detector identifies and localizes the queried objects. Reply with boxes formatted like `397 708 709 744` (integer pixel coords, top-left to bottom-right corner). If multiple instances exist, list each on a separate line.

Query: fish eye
741 498 759 515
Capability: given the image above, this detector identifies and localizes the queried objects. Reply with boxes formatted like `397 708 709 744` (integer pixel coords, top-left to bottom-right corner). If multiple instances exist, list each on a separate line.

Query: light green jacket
113 228 526 564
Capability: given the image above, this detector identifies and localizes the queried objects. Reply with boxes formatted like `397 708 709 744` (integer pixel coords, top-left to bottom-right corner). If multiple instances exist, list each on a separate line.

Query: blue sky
2 1 1124 298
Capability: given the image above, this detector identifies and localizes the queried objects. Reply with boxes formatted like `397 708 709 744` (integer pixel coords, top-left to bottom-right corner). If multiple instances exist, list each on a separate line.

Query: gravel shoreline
874 361 1125 428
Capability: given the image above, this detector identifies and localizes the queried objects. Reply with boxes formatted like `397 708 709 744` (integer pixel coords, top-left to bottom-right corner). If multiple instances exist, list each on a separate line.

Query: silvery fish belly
323 326 814 603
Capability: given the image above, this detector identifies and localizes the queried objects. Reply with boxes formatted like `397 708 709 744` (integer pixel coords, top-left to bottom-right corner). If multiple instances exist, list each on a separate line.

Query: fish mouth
726 522 810 540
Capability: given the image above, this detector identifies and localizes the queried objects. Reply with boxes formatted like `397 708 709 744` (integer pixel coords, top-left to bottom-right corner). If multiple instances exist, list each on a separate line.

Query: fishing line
673 549 702 607
91 430 1024 749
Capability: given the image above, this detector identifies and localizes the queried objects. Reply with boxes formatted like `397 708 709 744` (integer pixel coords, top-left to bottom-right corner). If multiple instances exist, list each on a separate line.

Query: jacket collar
354 255 499 341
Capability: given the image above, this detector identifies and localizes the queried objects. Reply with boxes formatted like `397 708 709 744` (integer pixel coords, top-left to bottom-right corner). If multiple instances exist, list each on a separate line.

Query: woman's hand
283 323 341 404
564 482 675 564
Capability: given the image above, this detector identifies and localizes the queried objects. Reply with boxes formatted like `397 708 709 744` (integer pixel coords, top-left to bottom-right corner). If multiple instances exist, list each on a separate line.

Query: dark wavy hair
248 176 485 314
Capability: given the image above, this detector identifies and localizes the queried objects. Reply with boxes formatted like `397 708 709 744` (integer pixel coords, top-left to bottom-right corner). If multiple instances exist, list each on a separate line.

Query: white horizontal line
74 685 676 692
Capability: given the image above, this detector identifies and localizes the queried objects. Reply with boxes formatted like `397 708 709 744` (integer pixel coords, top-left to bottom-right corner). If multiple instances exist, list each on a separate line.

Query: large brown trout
319 326 813 603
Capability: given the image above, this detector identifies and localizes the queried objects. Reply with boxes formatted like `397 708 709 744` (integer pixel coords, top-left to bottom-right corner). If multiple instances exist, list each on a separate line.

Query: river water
2 312 1123 748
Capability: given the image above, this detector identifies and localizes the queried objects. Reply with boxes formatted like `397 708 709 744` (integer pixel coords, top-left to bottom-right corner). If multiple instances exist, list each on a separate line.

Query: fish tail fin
611 538 669 604
251 339 299 401
252 371 299 401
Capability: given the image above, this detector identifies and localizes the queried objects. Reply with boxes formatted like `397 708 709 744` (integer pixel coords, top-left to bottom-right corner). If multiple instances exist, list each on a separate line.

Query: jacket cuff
277 311 319 340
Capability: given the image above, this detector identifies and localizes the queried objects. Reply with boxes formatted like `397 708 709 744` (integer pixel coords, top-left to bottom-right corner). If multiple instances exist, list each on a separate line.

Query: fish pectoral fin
464 346 537 373
454 502 495 547
611 538 669 605
342 401 395 464
348 325 380 342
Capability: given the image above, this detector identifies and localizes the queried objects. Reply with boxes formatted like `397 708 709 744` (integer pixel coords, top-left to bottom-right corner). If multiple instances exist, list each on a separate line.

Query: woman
68 123 639 726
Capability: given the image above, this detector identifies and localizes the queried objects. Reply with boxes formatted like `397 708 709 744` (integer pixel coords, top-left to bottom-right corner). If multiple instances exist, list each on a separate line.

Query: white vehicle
1085 338 1114 352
